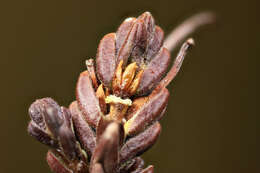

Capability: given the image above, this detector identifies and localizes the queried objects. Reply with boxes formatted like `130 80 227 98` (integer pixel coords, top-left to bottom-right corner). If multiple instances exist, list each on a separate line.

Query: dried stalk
164 12 215 52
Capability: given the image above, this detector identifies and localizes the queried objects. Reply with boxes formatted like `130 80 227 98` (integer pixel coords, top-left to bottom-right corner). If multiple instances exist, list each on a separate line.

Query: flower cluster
27 12 194 173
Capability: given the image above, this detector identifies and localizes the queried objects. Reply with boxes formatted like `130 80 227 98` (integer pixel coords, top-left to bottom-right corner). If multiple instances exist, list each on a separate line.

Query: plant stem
164 11 215 52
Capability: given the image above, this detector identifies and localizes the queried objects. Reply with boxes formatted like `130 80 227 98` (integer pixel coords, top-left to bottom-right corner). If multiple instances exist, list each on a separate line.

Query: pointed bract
76 71 102 128
96 33 117 87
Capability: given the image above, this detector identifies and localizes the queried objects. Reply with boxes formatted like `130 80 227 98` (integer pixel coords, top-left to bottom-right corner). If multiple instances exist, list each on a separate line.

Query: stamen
85 59 98 90
112 60 123 94
96 84 107 114
121 62 138 91
128 70 144 96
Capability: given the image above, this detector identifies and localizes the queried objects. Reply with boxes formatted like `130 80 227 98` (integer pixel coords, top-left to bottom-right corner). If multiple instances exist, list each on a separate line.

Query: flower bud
46 150 73 173
28 98 63 145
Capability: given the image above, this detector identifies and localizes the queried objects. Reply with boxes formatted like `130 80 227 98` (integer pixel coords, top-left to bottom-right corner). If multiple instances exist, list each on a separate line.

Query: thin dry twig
164 11 215 52
159 38 195 89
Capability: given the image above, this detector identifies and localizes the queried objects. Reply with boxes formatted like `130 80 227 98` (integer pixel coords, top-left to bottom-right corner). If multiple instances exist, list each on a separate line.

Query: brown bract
27 11 198 173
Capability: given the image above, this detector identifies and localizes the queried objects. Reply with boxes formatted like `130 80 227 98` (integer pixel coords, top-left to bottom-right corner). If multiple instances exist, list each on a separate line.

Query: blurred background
0 0 257 172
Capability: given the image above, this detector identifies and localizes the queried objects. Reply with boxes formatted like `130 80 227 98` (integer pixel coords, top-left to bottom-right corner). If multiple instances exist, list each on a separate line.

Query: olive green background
0 0 257 172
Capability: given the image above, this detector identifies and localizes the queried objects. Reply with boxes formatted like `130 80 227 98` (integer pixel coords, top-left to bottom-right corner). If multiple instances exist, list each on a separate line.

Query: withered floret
27 11 198 173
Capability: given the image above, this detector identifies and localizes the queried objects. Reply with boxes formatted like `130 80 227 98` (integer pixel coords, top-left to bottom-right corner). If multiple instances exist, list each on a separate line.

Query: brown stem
158 38 195 89
164 11 215 52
